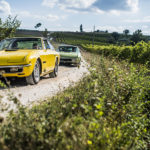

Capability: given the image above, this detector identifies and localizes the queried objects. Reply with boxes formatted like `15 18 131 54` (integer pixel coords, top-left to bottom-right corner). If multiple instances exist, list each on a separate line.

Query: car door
43 39 55 72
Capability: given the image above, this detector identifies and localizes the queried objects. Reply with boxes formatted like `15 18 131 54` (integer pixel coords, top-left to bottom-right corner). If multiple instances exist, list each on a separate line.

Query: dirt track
0 59 89 116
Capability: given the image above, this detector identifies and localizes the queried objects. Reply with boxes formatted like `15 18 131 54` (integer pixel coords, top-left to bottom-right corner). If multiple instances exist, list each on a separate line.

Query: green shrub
0 55 149 149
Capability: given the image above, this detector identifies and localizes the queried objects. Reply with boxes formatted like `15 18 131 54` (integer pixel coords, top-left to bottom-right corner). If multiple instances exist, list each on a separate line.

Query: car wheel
26 60 40 85
49 59 58 78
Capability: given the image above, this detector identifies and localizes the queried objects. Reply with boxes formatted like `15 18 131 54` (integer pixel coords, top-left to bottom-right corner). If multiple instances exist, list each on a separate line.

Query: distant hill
15 29 52 37
51 31 113 45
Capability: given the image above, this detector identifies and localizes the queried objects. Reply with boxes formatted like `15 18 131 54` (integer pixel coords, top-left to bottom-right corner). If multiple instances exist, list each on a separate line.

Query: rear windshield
0 38 42 50
59 46 77 52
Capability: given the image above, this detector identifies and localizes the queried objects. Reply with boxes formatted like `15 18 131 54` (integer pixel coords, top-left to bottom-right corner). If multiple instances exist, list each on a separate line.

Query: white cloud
127 0 139 13
0 0 11 15
42 0 100 13
109 10 121 16
16 10 66 22
42 0 97 9
90 7 104 14
42 0 139 14
62 0 97 9
108 0 139 16
42 0 58 8
19 11 31 17
124 16 150 23
34 14 60 21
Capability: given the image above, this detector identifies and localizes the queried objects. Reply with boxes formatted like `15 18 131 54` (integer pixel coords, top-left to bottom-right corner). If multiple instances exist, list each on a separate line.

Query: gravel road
0 59 89 116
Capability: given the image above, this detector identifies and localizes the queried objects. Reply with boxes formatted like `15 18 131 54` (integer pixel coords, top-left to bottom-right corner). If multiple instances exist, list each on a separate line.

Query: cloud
16 10 66 22
127 0 139 12
42 0 139 14
18 11 31 17
0 0 11 14
42 0 58 8
34 14 60 21
124 16 150 23
42 0 97 9
42 0 101 13
93 0 128 11
97 25 126 33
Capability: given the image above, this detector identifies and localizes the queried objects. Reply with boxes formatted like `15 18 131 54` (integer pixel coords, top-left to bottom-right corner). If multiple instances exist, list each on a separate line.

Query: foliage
80 24 83 32
0 53 149 149
34 23 42 29
111 32 120 42
0 16 21 41
130 29 144 45
43 28 48 38
82 41 150 65
0 80 6 88
123 29 130 37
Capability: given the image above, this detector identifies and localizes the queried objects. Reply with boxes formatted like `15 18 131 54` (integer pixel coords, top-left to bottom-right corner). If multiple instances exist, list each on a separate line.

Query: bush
0 16 21 41
0 54 149 149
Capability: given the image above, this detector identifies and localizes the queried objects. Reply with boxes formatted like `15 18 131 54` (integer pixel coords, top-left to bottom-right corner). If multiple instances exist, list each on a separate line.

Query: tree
34 23 42 29
105 30 108 33
80 24 83 32
43 28 48 38
130 29 143 44
0 16 21 41
111 32 120 41
123 29 130 37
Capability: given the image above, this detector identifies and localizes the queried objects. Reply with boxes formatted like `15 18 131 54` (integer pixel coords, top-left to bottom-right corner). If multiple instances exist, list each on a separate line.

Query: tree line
80 24 149 45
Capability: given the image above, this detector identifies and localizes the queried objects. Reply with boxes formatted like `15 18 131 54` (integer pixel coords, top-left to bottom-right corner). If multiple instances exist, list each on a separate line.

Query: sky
0 0 150 35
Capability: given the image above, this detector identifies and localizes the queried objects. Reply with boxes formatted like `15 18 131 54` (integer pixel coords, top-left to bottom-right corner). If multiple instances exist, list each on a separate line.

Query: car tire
26 60 40 85
49 59 58 78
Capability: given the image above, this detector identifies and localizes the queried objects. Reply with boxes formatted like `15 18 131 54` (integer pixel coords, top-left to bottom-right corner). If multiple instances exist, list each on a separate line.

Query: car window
10 38 42 50
0 39 13 50
59 46 77 52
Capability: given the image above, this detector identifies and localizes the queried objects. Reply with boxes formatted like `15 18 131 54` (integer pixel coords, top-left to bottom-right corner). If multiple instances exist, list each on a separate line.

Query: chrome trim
0 64 31 69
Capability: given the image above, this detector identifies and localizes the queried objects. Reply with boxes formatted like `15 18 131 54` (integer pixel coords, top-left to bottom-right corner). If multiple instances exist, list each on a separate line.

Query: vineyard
82 41 150 65
51 32 114 45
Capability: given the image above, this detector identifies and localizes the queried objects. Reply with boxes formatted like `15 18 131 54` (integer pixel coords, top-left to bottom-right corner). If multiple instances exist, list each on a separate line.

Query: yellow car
0 37 60 85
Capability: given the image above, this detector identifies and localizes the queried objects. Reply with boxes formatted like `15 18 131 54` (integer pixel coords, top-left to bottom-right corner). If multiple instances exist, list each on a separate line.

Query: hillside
15 29 150 46
51 31 112 45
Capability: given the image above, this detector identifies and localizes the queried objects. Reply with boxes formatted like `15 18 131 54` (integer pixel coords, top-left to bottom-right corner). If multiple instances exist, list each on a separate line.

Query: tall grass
0 53 149 149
